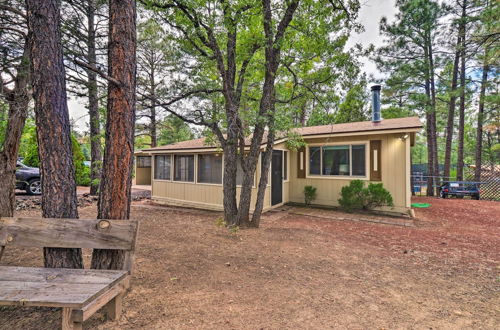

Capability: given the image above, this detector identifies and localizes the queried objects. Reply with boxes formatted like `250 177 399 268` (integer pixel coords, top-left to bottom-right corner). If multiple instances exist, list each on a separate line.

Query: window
308 144 366 177
137 156 151 168
197 154 222 184
154 155 171 180
309 147 321 175
352 145 366 176
323 146 349 176
174 155 194 182
283 151 288 180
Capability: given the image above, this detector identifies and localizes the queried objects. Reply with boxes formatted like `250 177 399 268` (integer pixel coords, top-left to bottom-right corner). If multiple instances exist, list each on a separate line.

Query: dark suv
16 161 41 195
439 181 480 200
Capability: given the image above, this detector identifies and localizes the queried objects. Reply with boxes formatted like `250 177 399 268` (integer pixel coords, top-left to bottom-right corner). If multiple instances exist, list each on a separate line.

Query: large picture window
197 154 222 184
309 144 366 177
154 155 171 180
174 155 194 182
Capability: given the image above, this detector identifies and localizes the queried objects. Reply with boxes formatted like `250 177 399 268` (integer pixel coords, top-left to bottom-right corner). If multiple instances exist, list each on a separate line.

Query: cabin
135 86 422 215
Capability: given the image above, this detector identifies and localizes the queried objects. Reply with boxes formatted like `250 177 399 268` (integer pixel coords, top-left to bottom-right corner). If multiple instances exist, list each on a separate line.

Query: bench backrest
0 217 139 271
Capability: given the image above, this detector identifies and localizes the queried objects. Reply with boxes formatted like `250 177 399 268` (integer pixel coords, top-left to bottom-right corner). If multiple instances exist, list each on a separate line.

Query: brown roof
140 117 422 152
293 116 422 137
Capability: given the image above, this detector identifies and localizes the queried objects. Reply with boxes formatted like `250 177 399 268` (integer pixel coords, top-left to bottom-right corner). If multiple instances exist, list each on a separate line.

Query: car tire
26 178 42 195
474 195 480 200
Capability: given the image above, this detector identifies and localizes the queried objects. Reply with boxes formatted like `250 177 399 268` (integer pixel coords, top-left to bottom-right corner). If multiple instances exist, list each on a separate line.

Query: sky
68 0 398 133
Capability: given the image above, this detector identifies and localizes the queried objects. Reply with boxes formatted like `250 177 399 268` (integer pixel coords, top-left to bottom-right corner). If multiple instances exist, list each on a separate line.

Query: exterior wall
151 153 273 212
143 132 411 215
289 133 410 214
135 167 151 185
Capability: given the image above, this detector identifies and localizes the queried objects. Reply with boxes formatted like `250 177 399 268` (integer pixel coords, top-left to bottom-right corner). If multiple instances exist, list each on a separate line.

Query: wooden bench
0 217 138 330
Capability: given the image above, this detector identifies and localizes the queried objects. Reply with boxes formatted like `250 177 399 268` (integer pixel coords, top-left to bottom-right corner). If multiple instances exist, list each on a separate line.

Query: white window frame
306 142 369 180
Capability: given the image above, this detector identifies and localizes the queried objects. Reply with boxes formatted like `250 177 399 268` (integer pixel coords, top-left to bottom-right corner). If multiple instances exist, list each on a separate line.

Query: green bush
71 135 91 186
338 180 393 212
20 129 91 186
304 185 317 206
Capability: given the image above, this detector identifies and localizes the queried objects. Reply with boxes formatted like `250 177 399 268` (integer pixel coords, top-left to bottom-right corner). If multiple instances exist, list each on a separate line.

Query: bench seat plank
0 266 128 308
0 266 126 284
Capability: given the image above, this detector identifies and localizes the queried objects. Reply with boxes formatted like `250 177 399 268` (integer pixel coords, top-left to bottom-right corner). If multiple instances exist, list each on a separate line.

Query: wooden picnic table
0 217 138 329
0 266 128 308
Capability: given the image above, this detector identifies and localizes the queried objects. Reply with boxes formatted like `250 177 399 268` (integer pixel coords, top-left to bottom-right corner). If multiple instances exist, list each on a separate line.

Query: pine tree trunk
87 0 102 196
26 0 83 268
474 52 489 182
91 0 136 270
443 36 461 180
424 44 435 196
428 43 439 192
0 47 30 217
150 68 157 147
456 0 467 182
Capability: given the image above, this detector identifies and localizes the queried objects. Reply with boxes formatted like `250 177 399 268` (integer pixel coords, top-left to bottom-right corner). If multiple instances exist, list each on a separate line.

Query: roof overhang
135 126 422 155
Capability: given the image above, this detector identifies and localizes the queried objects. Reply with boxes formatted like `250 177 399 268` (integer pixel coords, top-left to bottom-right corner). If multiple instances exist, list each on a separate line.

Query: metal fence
411 164 500 201
465 165 500 201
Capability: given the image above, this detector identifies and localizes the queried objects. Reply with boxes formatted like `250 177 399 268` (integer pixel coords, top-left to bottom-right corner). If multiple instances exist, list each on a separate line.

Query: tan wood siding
135 167 151 185
289 134 410 214
370 140 382 181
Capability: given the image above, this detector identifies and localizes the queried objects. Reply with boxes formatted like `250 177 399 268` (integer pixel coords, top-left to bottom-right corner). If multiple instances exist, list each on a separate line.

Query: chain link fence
465 163 500 201
411 163 500 201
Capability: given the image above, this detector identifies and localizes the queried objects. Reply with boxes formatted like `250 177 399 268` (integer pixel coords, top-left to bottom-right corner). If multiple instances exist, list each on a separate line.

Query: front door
271 150 283 206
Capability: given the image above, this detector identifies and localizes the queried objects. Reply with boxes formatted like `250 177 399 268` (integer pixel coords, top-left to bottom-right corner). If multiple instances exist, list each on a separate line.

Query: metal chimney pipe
371 85 382 123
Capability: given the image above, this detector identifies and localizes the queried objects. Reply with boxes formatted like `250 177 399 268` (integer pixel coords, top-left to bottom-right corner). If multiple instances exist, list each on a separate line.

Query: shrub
304 185 317 206
338 180 393 212
21 130 91 186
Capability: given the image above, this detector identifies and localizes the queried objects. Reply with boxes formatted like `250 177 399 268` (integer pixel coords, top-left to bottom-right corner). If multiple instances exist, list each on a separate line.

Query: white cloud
346 0 397 80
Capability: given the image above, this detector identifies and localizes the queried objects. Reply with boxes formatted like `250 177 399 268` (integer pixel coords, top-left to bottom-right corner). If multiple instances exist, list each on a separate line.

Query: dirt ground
1 196 499 329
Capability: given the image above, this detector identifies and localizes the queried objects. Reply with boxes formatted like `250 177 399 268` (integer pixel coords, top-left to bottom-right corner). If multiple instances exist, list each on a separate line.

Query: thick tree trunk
443 36 461 180
87 0 102 196
0 47 30 217
236 0 298 226
474 53 489 182
251 127 275 227
26 0 83 268
237 162 255 227
456 0 467 182
91 0 136 270
222 142 239 226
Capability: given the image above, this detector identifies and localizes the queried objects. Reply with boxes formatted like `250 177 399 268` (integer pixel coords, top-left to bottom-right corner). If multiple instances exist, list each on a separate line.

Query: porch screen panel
322 145 349 176
154 155 171 180
174 155 194 182
198 154 222 184
137 156 151 168
351 145 366 176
